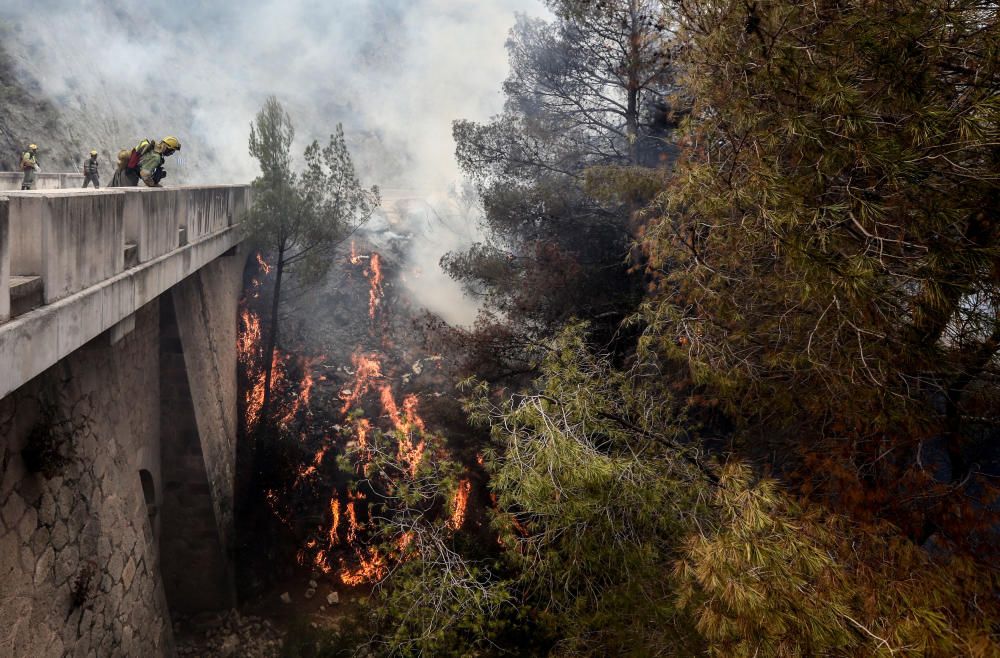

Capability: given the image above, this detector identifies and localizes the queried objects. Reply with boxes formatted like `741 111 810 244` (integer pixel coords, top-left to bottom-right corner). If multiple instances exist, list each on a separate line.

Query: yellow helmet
90 149 98 156
28 144 37 150
160 136 181 151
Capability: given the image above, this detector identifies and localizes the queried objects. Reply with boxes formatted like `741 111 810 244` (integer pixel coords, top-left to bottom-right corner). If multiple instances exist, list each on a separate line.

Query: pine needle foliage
644 0 1000 539
466 326 1000 656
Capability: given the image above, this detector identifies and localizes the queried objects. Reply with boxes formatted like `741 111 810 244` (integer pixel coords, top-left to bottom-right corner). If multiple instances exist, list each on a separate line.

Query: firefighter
82 150 100 188
20 144 39 190
111 136 181 187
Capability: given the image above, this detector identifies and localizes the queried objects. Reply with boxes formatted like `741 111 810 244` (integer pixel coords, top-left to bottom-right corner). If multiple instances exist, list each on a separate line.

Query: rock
34 546 55 585
220 634 240 656
326 591 339 605
304 588 315 599
279 592 291 604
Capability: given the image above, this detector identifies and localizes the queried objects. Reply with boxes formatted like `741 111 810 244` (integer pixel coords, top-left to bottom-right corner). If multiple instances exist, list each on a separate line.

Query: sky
0 0 551 324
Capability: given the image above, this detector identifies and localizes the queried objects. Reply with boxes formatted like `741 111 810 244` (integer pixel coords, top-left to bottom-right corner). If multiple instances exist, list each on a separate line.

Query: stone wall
0 301 174 657
0 247 244 656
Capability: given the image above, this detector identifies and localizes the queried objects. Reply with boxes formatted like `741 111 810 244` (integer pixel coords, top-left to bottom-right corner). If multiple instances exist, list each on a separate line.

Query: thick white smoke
0 0 550 324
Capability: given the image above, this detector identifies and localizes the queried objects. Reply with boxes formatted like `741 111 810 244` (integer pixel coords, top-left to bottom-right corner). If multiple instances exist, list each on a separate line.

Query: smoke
0 0 550 325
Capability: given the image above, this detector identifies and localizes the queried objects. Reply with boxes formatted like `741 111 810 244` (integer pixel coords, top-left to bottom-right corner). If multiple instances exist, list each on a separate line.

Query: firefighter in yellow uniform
111 136 181 187
20 144 39 190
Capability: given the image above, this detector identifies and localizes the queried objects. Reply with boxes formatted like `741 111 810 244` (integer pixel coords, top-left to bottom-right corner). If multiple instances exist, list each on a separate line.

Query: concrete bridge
0 181 251 656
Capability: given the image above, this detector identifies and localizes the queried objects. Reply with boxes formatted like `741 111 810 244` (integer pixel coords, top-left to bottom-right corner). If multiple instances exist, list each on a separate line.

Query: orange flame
256 252 272 274
448 479 472 531
338 549 387 586
366 252 384 320
356 418 371 453
245 348 285 433
340 353 383 413
281 354 323 425
238 308 261 367
329 498 341 547
346 501 359 544
301 247 463 586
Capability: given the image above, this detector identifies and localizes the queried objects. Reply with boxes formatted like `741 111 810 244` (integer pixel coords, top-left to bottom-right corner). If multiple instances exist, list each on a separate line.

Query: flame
245 348 285 433
281 355 323 425
338 549 387 586
402 394 427 434
340 353 383 413
256 252 272 274
346 502 360 544
448 479 472 531
380 384 401 428
238 308 261 367
294 246 466 586
295 443 330 485
314 550 332 574
329 498 341 547
356 418 371 453
366 252 384 320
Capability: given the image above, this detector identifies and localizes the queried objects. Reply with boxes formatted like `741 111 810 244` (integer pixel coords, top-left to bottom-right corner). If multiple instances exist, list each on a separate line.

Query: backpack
125 138 155 171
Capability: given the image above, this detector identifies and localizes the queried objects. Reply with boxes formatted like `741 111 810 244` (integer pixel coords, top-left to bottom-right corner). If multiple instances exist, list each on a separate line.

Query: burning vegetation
237 242 474 597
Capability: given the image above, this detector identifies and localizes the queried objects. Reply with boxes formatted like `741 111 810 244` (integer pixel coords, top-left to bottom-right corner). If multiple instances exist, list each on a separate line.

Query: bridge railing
0 184 250 322
0 172 86 191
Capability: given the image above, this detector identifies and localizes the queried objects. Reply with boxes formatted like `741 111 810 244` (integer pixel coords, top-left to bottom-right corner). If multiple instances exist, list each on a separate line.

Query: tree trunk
261 243 285 421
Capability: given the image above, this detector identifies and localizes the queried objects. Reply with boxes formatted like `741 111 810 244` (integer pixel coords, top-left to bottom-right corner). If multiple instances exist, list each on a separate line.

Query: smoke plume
0 0 549 324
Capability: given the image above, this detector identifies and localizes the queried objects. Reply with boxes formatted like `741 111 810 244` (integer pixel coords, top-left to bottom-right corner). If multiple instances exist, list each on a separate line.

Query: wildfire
448 479 472 531
281 354 324 425
245 348 285 433
345 491 365 544
355 418 371 453
339 353 383 413
295 443 330 484
281 243 468 588
238 308 261 367
328 498 341 547
366 252 384 320
256 252 272 274
338 549 388 586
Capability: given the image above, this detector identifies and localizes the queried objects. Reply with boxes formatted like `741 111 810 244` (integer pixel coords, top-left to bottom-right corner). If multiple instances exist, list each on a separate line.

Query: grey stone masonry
0 302 174 657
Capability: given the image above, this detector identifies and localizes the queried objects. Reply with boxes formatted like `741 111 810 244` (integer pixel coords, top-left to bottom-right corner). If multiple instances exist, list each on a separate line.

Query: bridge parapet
0 184 250 399
7 190 126 304
0 171 86 191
